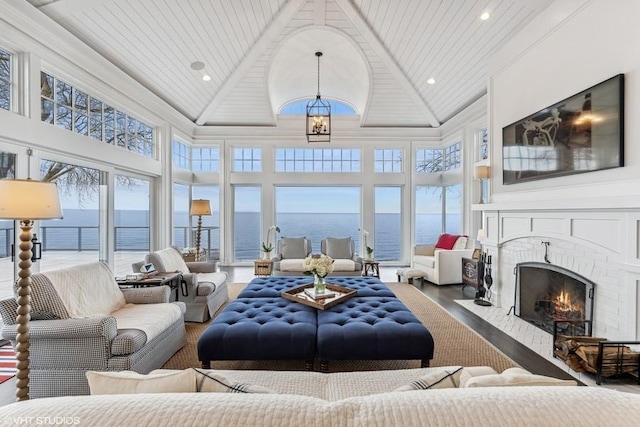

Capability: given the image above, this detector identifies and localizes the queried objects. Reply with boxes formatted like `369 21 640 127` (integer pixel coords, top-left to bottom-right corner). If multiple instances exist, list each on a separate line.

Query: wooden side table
254 259 272 276
362 260 380 278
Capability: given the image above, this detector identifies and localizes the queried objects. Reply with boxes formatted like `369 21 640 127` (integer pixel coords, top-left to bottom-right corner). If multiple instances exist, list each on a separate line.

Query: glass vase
314 275 326 294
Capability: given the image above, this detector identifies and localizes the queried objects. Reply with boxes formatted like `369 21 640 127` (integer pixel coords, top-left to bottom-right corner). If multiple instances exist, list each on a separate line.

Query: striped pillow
393 367 463 391
193 368 276 393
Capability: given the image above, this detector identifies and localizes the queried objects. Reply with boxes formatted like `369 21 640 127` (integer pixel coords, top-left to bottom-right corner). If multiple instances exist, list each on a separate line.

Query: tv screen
502 74 624 185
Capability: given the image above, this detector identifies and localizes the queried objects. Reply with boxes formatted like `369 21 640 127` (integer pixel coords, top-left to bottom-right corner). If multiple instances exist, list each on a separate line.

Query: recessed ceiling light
427 78 436 85
191 61 205 71
480 12 490 20
202 75 211 81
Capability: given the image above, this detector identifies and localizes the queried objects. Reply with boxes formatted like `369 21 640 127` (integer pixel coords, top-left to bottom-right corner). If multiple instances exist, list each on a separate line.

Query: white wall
483 0 640 340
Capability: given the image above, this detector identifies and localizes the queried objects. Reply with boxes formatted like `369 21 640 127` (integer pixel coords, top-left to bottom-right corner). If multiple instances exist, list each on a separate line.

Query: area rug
0 343 16 385
163 283 518 373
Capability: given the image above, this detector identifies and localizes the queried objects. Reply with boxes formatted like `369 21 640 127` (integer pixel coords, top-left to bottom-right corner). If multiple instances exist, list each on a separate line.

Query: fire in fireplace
513 262 594 335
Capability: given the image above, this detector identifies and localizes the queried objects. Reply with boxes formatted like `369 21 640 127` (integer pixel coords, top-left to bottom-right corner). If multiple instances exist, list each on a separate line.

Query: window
40 72 154 158
374 149 403 173
280 99 357 115
233 148 261 172
0 48 11 111
172 183 190 246
479 128 488 160
275 186 361 250
444 184 462 235
374 187 401 260
275 148 360 172
114 176 150 274
172 140 190 169
0 151 16 259
192 147 220 172
234 186 261 260
415 184 462 244
192 185 220 260
415 142 461 173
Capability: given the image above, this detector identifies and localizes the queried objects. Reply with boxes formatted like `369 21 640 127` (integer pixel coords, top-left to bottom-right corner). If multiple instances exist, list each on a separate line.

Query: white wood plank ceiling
27 0 554 128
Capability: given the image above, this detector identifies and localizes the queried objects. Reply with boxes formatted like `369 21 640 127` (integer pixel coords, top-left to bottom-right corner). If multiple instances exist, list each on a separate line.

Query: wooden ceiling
26 0 554 128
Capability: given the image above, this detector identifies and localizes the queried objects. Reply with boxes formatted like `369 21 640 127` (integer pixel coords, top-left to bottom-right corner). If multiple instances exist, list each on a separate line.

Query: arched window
279 98 357 115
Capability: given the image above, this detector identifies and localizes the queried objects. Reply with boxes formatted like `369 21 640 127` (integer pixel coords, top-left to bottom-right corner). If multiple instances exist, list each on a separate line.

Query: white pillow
193 369 276 393
458 366 499 388
462 367 577 388
393 367 463 391
452 236 468 250
86 370 197 394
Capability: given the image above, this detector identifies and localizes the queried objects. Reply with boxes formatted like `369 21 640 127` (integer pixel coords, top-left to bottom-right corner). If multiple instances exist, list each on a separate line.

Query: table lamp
190 199 211 261
0 178 62 401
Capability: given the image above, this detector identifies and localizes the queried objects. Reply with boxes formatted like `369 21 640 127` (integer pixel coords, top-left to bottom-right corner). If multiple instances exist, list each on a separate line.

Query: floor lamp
0 178 62 401
190 199 211 261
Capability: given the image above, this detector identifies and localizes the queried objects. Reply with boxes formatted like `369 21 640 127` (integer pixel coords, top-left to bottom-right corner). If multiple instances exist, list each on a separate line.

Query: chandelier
306 51 331 143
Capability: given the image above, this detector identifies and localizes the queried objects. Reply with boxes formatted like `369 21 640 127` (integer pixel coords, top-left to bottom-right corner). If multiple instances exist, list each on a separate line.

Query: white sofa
413 234 474 285
0 262 186 398
2 366 640 425
272 237 363 276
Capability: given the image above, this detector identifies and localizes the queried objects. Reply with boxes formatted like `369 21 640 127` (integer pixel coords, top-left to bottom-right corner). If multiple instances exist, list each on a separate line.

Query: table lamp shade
190 199 211 216
0 179 63 220
474 165 490 180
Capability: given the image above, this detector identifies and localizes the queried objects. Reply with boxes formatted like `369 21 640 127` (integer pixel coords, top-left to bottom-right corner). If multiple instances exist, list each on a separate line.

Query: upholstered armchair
271 237 313 276
320 237 363 276
138 247 229 322
412 234 474 285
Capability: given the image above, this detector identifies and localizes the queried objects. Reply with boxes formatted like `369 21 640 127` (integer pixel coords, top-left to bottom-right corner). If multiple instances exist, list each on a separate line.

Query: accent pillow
435 233 460 250
462 368 577 387
393 367 463 391
86 370 197 394
280 237 307 259
324 237 353 259
458 366 499 388
193 369 277 393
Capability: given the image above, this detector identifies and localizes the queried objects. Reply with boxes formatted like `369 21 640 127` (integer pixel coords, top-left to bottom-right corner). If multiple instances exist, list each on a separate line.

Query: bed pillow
324 237 353 259
86 370 196 394
393 367 463 391
435 233 460 250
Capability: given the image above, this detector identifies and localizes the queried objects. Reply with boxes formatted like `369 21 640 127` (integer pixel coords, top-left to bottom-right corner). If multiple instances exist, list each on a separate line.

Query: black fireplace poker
542 241 551 263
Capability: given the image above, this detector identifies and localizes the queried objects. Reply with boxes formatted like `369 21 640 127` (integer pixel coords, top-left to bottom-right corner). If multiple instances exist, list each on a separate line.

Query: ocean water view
0 210 460 261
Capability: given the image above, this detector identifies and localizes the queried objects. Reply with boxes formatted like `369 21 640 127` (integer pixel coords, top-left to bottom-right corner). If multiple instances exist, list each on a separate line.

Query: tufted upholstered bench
197 276 434 371
316 296 434 372
198 297 317 370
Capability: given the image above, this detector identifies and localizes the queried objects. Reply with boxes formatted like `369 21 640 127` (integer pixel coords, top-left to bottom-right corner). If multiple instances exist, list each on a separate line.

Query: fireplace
513 262 594 335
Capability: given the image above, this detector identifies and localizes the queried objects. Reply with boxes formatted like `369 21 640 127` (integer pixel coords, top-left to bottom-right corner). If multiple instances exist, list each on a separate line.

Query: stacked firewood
554 335 640 378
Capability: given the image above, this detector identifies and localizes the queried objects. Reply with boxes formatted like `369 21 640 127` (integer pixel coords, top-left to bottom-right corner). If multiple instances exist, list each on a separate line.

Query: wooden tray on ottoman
281 283 356 310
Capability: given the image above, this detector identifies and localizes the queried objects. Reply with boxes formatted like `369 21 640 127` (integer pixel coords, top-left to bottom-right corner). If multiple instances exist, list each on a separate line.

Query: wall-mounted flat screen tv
502 74 624 185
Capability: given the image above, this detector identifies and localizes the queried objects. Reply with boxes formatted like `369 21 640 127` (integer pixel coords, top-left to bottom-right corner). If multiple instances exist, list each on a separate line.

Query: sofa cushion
452 236 468 250
435 234 460 250
280 237 308 259
324 237 353 259
112 302 182 342
279 259 307 272
86 370 196 394
26 273 70 320
414 255 435 269
331 259 356 271
43 262 126 318
393 367 463 391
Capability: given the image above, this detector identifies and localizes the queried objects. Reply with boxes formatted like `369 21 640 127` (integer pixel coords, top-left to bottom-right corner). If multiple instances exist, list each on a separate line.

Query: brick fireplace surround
479 207 640 344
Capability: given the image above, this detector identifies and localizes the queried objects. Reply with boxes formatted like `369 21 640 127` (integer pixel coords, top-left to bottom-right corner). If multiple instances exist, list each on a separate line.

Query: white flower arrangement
303 254 334 278
361 229 373 256
261 225 280 253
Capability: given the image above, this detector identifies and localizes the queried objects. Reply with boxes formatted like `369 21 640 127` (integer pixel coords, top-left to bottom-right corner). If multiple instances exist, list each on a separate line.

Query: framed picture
472 249 482 260
502 74 624 185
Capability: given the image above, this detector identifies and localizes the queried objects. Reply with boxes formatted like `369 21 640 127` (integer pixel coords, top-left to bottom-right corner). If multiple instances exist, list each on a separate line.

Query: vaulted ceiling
26 0 554 128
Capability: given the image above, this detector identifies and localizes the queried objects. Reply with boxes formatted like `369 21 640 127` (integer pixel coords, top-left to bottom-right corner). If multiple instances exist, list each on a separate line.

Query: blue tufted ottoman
197 297 317 370
316 296 434 372
237 276 396 298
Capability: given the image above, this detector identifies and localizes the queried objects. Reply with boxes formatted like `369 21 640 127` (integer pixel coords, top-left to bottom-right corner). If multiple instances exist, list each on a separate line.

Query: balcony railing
0 226 219 258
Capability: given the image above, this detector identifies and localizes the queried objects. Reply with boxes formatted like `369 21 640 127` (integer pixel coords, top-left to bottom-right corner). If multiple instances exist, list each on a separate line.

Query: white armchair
412 234 474 285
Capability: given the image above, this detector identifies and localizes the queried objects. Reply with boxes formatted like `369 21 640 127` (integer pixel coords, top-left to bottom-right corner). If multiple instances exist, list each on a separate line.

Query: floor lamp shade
190 199 211 261
0 178 62 401
0 179 63 220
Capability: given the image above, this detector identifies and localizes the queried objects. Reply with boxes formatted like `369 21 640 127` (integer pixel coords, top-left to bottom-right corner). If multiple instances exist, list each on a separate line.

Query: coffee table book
281 283 356 310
